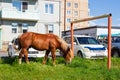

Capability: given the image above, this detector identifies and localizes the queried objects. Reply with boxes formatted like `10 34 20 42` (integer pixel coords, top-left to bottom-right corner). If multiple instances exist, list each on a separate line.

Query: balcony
1 8 39 21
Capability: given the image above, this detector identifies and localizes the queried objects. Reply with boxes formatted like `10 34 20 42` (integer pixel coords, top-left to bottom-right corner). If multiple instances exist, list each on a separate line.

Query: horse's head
63 47 74 64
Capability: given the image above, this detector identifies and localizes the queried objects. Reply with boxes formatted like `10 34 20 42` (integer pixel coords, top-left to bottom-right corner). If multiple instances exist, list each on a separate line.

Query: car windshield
77 37 100 44
112 37 120 42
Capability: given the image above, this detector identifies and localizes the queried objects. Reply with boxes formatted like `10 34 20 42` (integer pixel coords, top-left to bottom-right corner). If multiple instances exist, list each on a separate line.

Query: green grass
0 57 120 80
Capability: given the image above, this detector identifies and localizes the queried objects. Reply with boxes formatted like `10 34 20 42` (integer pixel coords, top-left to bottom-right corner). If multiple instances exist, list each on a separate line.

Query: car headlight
83 48 90 52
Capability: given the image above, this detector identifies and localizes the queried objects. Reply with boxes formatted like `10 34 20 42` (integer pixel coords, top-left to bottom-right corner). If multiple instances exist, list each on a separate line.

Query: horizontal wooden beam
71 13 112 23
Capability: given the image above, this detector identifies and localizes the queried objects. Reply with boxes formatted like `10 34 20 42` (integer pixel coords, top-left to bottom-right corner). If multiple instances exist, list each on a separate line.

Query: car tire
77 51 83 58
112 50 119 57
8 46 14 57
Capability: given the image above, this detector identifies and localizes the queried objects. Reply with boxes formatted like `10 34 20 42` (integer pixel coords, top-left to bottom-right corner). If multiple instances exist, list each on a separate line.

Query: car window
64 37 71 44
77 37 100 44
11 38 18 45
114 37 120 42
64 37 76 44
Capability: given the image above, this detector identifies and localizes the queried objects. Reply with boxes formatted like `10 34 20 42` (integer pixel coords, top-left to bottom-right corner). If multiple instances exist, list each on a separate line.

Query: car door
73 37 79 55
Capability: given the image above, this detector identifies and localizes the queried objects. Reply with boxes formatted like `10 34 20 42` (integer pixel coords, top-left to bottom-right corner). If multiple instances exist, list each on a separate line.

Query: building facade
0 0 61 50
61 0 89 31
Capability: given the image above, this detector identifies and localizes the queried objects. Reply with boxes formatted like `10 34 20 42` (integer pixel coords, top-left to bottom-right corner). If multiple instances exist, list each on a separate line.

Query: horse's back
19 32 60 50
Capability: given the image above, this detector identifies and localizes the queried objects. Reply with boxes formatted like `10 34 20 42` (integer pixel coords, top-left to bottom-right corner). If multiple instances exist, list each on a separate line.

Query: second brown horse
18 32 74 65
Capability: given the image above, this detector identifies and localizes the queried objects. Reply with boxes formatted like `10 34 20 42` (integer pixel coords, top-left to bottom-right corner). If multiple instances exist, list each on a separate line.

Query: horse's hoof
42 63 46 65
26 61 29 64
52 63 56 66
42 61 46 64
53 64 56 67
19 62 21 64
19 59 22 64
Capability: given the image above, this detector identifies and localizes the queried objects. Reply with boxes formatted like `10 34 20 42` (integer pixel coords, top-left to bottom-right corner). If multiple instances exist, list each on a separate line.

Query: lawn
0 57 120 80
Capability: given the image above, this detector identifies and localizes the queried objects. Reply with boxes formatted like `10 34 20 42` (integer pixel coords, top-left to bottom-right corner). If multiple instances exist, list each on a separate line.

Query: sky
89 0 120 26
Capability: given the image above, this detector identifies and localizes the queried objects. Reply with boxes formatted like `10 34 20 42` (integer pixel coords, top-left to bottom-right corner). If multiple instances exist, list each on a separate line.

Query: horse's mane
54 35 69 52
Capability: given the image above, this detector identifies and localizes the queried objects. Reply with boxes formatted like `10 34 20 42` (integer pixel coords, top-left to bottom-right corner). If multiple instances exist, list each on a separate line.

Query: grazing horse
18 32 74 65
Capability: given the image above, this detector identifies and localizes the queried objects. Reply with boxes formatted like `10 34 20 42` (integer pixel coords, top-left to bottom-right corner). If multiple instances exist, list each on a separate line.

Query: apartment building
0 0 61 50
61 0 89 31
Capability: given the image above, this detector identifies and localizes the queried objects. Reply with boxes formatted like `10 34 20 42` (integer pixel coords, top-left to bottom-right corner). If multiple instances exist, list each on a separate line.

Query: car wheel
77 51 83 58
8 46 14 57
112 50 119 57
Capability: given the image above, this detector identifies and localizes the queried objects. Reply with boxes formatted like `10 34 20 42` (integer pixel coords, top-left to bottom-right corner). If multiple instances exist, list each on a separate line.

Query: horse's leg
42 50 50 64
51 48 56 66
23 48 29 64
19 49 23 64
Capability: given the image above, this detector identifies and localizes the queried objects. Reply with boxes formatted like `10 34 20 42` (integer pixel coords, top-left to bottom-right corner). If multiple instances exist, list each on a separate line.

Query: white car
7 38 45 58
63 35 108 59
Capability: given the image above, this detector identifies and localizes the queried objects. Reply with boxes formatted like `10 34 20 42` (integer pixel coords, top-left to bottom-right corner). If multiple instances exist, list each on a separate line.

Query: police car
63 35 108 58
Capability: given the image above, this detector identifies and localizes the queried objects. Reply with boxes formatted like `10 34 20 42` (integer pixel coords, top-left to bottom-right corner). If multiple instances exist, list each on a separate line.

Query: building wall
37 0 61 36
97 28 120 35
0 0 61 51
2 20 37 41
61 0 89 31
0 29 2 49
63 27 97 37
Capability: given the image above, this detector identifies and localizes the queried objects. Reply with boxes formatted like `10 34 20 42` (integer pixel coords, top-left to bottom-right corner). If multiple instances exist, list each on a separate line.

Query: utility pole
64 0 66 32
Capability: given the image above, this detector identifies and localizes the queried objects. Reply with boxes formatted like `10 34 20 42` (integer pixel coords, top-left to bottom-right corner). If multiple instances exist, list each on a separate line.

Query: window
45 4 48 13
67 26 70 30
12 1 21 11
74 3 78 8
48 24 54 33
67 10 71 15
77 37 99 44
18 24 22 33
74 11 78 16
45 24 54 33
64 37 76 44
67 18 71 23
22 23 28 33
45 3 54 14
115 37 120 42
67 2 71 7
22 2 28 12
11 23 28 33
12 1 28 12
74 18 78 21
64 37 71 44
74 25 78 29
12 23 17 33
49 4 53 14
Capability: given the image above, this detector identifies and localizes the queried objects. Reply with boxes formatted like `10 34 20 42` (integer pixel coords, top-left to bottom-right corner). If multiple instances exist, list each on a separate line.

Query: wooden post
70 23 74 57
108 14 112 69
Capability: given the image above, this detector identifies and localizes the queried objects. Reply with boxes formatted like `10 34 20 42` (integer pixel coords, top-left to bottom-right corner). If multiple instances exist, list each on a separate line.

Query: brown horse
18 32 74 65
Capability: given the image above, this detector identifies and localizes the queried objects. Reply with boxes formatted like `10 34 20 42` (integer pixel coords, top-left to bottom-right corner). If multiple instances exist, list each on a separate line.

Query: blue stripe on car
84 46 106 50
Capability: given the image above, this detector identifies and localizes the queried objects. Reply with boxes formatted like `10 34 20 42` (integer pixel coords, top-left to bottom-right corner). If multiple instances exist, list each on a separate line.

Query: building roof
63 25 120 32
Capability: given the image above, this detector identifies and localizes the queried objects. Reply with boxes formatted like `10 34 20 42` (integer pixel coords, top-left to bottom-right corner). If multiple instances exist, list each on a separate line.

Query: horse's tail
17 35 22 50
